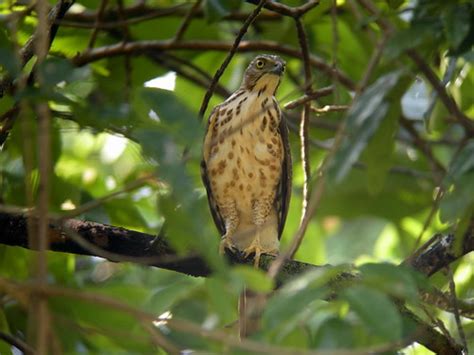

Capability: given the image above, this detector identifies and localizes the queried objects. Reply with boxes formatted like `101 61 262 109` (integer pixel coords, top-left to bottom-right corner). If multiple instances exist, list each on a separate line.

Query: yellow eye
255 60 265 69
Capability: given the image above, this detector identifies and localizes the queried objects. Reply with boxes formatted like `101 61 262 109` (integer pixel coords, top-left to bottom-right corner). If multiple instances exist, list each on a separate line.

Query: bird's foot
242 239 264 268
219 236 237 255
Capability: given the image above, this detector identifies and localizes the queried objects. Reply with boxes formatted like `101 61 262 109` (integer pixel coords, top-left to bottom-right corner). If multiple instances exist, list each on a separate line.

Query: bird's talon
219 237 236 255
242 243 263 267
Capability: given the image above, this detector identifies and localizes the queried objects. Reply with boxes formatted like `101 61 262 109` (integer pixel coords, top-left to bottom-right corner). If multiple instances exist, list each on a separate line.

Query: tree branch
71 40 356 90
0 211 471 353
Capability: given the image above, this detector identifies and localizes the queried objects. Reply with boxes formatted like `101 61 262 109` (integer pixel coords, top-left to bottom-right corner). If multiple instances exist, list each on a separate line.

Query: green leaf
359 263 420 302
442 4 472 50
365 103 399 195
140 88 202 146
0 28 19 77
205 277 238 325
326 217 388 264
311 317 354 349
263 266 345 335
328 71 401 183
342 285 402 341
440 172 474 223
385 21 442 59
232 265 274 292
147 273 202 315
443 141 474 185
0 246 32 280
440 141 474 223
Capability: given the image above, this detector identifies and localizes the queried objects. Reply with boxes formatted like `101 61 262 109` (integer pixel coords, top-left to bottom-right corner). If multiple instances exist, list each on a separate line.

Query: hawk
201 54 292 266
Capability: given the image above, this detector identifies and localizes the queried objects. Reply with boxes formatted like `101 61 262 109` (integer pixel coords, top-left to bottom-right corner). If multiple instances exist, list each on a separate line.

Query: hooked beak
271 61 285 76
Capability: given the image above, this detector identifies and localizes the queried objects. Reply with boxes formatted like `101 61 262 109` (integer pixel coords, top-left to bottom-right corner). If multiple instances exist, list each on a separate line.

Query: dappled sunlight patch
145 72 176 91
100 134 128 163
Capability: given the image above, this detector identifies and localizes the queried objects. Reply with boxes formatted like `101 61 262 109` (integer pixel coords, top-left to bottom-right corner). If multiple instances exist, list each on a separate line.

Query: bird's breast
206 93 284 216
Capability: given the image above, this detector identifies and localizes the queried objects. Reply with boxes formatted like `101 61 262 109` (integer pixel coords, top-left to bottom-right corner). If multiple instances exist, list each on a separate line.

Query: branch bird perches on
0 211 471 354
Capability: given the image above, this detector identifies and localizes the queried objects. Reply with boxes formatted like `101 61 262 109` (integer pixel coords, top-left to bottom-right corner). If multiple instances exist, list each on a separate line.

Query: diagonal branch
198 0 268 118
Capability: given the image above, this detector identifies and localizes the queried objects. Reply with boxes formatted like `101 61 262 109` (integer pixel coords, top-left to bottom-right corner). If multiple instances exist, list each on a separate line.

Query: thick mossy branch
0 212 320 279
0 212 472 279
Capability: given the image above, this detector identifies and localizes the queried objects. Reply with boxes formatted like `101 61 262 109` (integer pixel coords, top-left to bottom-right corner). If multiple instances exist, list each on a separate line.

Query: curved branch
71 40 356 90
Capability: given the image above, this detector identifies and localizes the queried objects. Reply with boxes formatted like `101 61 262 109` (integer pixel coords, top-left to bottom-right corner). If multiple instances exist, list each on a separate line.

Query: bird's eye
256 60 265 69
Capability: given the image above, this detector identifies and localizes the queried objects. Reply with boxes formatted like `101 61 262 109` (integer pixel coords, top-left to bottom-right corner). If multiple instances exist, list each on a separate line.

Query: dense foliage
0 0 473 354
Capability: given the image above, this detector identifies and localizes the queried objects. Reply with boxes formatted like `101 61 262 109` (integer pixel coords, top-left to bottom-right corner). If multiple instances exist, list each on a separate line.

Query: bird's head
241 54 286 95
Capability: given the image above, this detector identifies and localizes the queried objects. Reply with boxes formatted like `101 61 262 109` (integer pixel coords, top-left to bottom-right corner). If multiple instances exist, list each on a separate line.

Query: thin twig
72 40 356 90
147 52 231 97
310 105 349 113
116 0 131 41
0 331 34 355
247 0 320 18
406 50 474 134
33 0 54 353
421 288 474 320
87 0 109 48
59 4 280 27
400 116 445 177
283 86 333 110
116 0 132 100
173 0 202 42
356 0 474 135
412 187 444 249
61 174 155 219
421 305 457 347
294 18 313 247
330 0 339 102
198 0 268 119
141 320 182 354
357 34 388 94
447 266 468 351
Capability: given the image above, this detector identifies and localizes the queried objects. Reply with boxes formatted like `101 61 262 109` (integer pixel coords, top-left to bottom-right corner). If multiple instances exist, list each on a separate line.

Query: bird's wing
275 107 292 239
201 106 226 235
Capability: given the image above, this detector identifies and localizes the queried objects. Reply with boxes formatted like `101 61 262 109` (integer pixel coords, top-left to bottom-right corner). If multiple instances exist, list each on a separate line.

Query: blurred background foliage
0 0 473 354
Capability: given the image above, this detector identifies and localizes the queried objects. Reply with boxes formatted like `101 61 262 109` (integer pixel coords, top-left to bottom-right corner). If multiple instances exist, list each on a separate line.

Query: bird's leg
242 227 263 267
243 199 274 267
219 200 239 255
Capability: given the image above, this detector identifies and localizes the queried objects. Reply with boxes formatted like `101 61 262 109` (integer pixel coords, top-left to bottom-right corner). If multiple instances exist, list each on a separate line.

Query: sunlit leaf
342 285 402 341
205 277 238 325
263 266 346 335
359 263 420 301
232 265 274 292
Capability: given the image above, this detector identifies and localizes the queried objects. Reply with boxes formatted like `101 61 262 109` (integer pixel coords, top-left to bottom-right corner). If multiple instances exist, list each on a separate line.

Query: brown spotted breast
206 89 283 224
